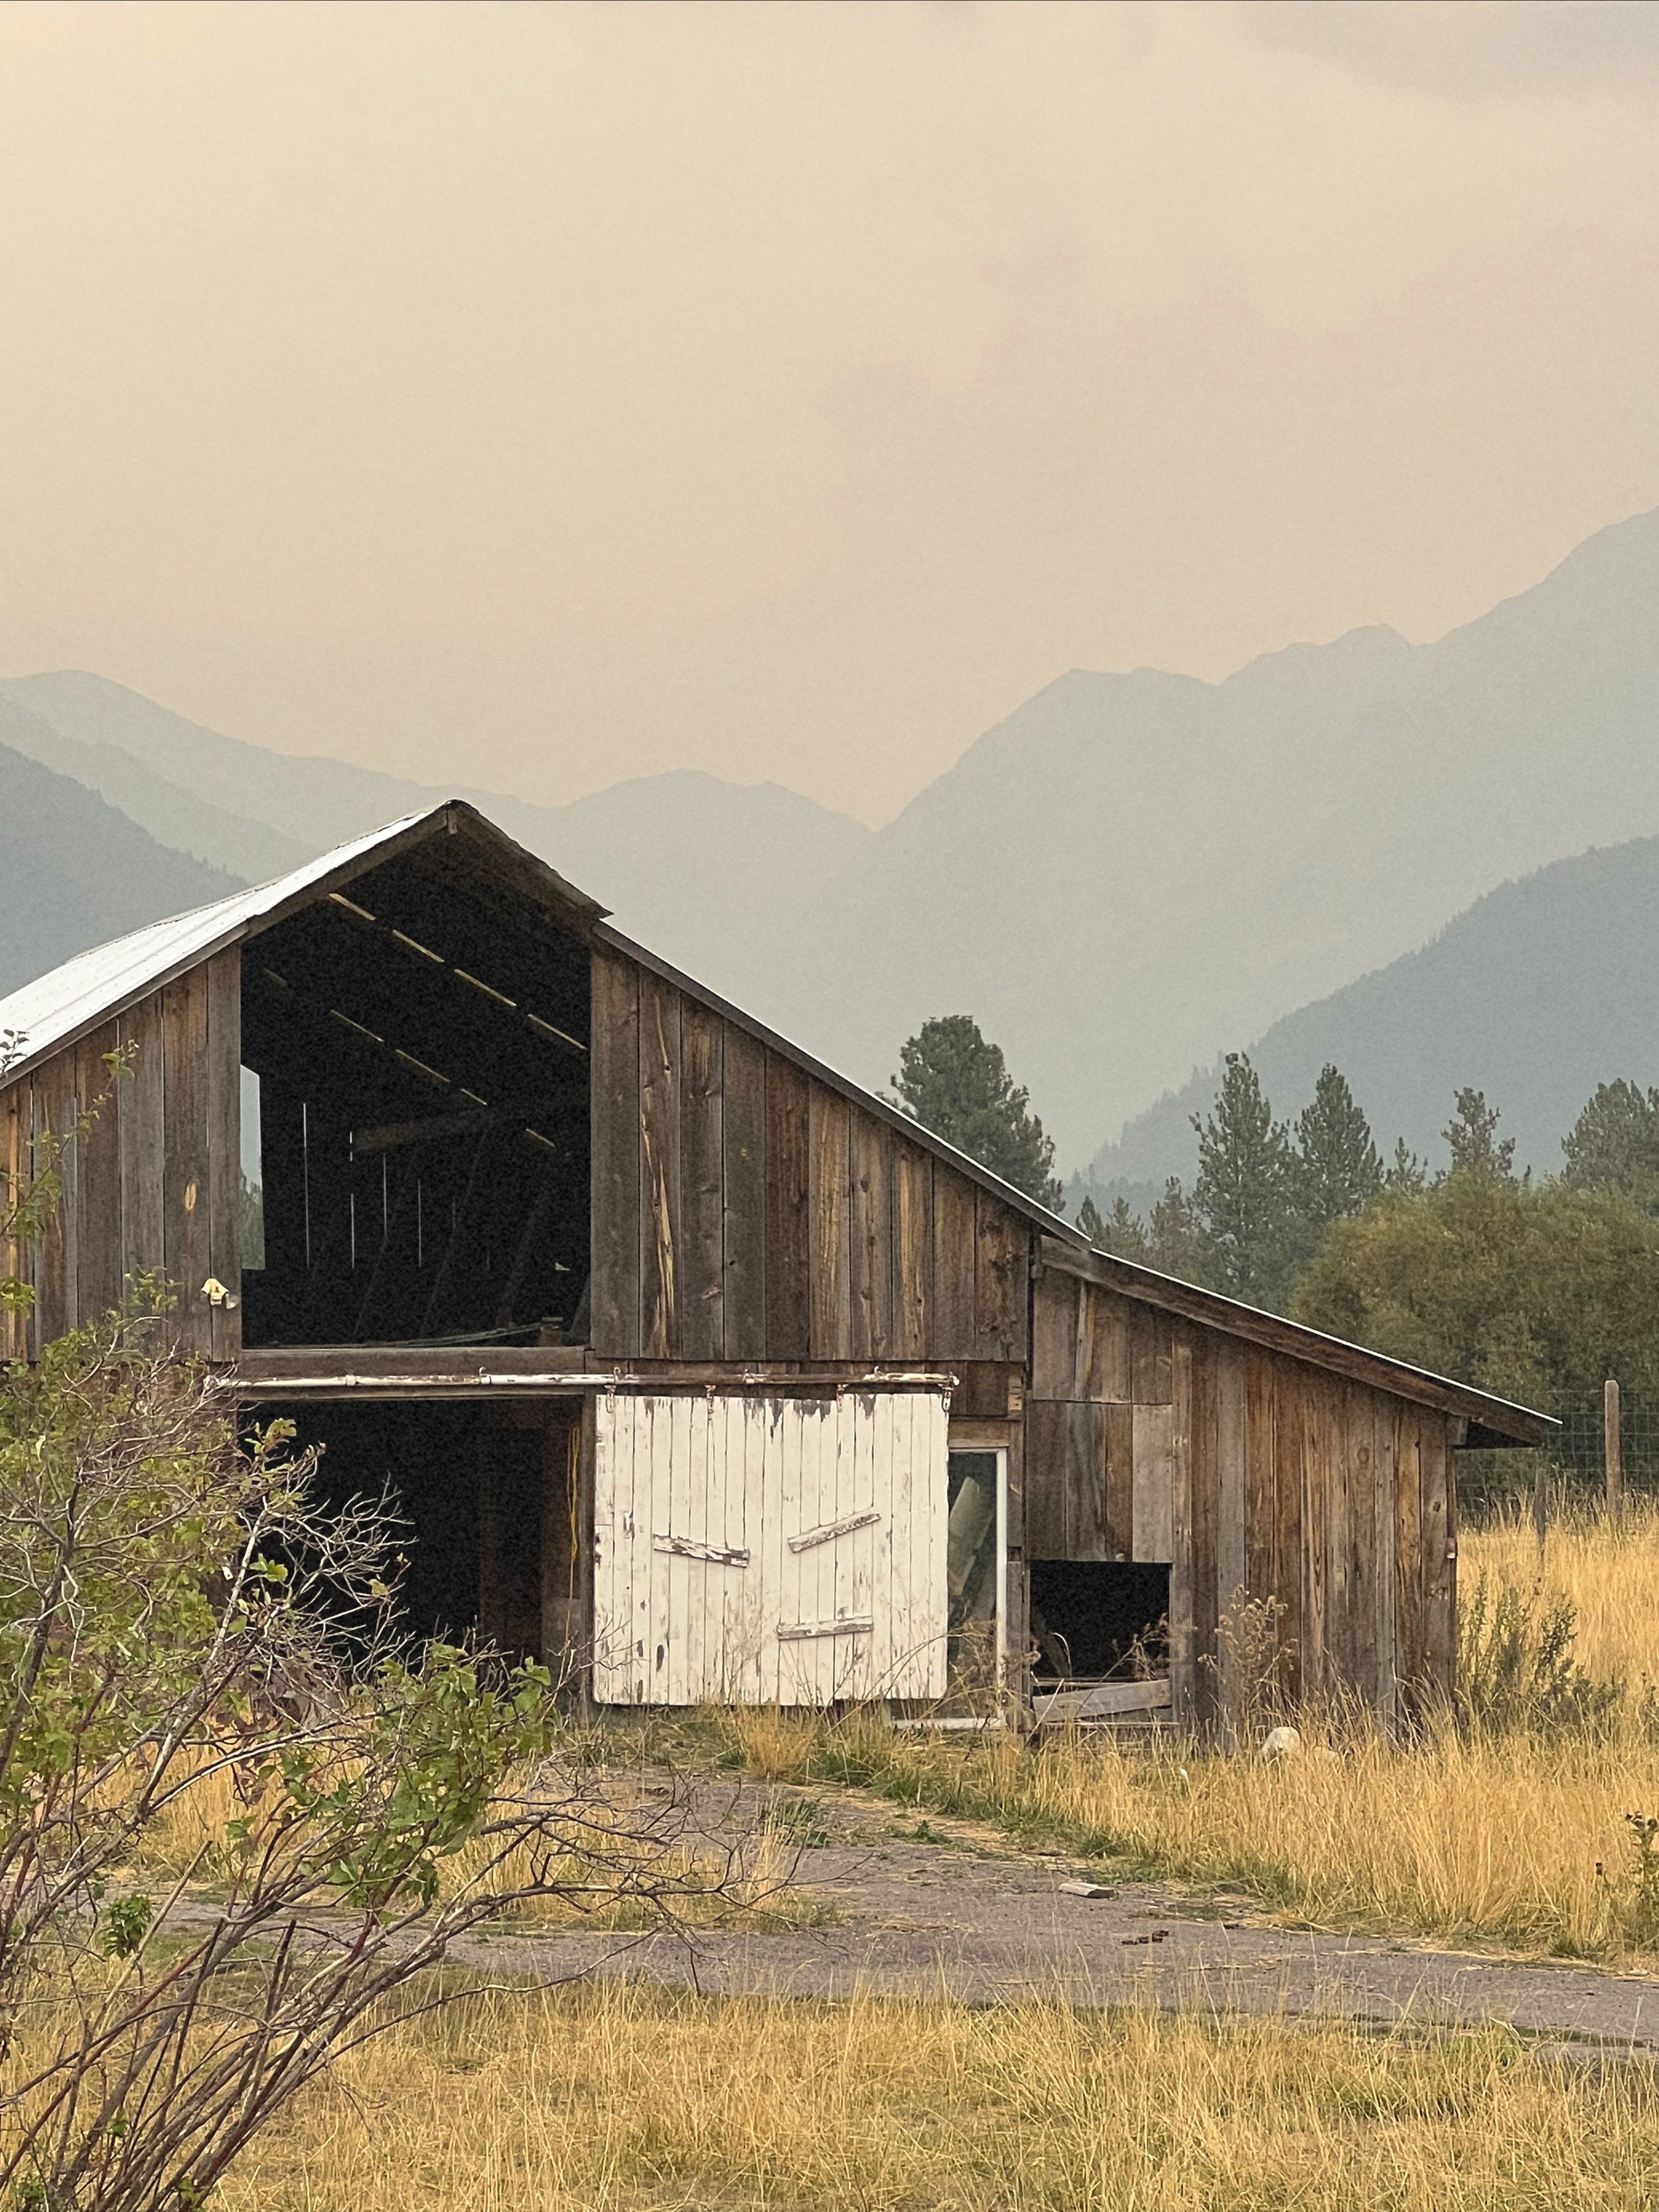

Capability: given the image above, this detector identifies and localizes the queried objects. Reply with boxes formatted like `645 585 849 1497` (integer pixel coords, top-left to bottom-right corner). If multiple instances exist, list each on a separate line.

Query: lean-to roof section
1038 1236 1555 1447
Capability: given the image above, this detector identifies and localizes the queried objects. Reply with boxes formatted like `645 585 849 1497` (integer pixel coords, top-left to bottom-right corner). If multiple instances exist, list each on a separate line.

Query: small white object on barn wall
591 1391 950 1707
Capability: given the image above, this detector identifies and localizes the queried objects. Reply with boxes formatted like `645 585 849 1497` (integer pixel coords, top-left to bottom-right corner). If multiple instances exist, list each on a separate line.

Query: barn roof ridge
0 801 1554 1442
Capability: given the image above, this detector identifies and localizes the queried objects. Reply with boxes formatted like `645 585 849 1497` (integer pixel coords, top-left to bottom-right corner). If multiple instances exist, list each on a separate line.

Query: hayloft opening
238 831 591 1348
1028 1560 1169 1683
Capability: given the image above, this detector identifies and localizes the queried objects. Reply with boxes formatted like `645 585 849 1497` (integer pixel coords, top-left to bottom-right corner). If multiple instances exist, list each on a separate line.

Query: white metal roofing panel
0 809 436 1082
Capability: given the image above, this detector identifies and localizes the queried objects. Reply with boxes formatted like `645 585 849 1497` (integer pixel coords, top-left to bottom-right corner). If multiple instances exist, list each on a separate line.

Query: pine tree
1386 1138 1427 1194
1077 1194 1151 1263
1191 1054 1295 1304
1443 1087 1516 1179
891 1014 1064 1210
1106 1196 1151 1263
1293 1065 1383 1231
1561 1079 1659 1211
1145 1178 1206 1280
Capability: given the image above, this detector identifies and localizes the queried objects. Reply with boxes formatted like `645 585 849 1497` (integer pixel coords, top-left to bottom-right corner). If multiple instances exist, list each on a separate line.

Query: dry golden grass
220 1978 1659 2211
1463 1495 1659 1686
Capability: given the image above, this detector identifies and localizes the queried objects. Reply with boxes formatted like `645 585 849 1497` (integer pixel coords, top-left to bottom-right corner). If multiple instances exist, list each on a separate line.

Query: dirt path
450 1789 1659 2051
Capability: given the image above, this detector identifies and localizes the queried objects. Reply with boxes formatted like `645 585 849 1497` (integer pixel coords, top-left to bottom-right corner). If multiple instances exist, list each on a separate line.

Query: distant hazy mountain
729 507 1659 1160
0 743 240 999
0 673 868 979
9 502 1659 1174
1080 834 1659 1196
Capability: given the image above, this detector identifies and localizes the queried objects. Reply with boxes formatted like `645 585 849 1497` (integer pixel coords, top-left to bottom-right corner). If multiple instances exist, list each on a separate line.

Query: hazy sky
2 0 1657 821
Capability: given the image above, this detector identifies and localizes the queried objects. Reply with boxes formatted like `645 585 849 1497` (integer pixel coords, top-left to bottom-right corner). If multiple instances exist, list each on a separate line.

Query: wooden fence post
1605 1377 1624 1523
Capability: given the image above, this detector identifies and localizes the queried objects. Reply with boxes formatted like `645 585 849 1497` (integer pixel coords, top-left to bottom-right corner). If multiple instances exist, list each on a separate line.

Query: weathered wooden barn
0 803 1551 1726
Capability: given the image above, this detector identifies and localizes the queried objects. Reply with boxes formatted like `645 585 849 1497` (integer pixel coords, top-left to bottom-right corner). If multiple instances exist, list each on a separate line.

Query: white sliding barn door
592 1391 950 1706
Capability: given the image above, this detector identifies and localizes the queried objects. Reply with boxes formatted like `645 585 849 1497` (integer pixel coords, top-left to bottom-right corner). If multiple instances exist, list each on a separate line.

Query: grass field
175 1504 1659 2205
225 1978 1659 2212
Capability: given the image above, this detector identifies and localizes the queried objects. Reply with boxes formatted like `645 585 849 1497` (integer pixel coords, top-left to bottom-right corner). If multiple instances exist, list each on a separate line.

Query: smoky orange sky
1 0 1657 822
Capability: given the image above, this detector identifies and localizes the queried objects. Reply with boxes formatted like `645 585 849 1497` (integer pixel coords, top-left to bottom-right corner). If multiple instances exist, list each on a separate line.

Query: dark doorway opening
240 834 591 1348
257 1397 582 1666
1029 1561 1169 1683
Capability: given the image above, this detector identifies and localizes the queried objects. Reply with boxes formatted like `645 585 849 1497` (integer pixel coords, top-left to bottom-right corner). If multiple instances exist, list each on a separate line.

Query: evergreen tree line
1082 1062 1659 1421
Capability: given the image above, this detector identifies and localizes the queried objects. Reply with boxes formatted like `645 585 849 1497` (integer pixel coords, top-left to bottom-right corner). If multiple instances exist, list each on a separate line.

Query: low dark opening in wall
1029 1560 1169 1681
252 1397 581 1667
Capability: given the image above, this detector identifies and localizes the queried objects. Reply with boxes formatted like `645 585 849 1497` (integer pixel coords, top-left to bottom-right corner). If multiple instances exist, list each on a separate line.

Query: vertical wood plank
74 1024 123 1326
930 1167 977 1361
891 1142 932 1361
589 951 642 1357
1005 1401 1027 1551
1188 1332 1218 1728
1372 1392 1398 1724
679 1004 724 1360
974 1196 1027 1361
1300 1373 1329 1706
764 1056 810 1361
204 951 242 1361
1021 1402 1069 1558
1269 1361 1305 1703
849 1113 893 1360
1215 1337 1248 1627
1062 1401 1109 1562
1104 1399 1134 1561
1169 1330 1195 1724
1129 1403 1173 1562
1244 1348 1275 1604
1086 1286 1134 1401
31 1058 74 1344
1331 1384 1360 1698
807 1086 852 1361
162 969 211 1355
1344 1386 1379 1709
1130 1302 1173 1403
1420 1414 1455 1700
117 994 166 1304
1394 1407 1425 1702
638 977 682 1360
721 1025 768 1360
1030 1271 1080 1399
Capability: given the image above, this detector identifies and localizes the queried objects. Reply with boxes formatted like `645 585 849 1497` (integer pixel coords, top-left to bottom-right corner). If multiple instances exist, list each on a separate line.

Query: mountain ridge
1081 832 1659 1196
725 505 1659 1157
0 742 241 1000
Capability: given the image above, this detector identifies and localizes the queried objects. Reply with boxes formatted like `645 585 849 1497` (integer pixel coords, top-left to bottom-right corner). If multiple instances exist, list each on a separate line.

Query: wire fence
1459 1391 1659 1521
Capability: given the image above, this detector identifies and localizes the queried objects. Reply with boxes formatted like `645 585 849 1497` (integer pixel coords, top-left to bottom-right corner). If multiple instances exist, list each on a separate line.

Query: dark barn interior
1028 1560 1170 1682
263 1397 582 1664
239 832 591 1348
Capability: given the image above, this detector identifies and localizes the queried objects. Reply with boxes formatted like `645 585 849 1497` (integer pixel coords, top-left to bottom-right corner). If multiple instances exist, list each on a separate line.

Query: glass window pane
946 1450 999 1693
240 1066 265 1271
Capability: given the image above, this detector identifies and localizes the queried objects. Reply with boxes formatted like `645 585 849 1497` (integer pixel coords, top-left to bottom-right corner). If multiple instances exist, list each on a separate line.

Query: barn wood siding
1023 1265 1459 1716
0 949 243 1360
587 950 1029 1370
